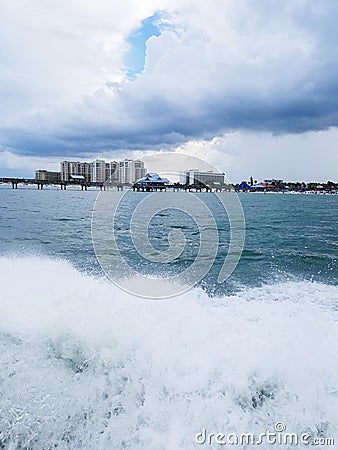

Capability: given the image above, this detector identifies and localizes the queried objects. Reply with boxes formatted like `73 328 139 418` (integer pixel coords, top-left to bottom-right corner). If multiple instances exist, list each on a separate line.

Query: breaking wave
0 256 337 449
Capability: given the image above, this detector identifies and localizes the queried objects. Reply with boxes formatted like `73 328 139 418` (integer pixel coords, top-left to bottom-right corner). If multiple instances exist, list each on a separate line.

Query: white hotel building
60 159 146 184
118 159 146 184
184 169 225 186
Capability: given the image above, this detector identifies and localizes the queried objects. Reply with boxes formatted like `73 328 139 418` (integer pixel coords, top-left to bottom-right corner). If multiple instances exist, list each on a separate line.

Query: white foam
0 256 337 449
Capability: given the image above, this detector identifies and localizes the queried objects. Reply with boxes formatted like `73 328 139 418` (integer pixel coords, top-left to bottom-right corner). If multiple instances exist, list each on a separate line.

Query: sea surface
0 185 337 449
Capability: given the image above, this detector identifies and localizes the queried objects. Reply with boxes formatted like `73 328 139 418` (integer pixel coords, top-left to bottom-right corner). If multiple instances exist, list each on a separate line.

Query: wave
0 256 337 449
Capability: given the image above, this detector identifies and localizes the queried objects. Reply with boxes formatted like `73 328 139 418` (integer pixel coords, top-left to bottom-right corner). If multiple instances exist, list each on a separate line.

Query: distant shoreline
0 182 337 195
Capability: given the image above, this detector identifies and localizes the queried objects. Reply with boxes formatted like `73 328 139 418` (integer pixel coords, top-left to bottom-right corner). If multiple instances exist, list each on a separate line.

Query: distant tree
274 181 284 190
307 182 317 190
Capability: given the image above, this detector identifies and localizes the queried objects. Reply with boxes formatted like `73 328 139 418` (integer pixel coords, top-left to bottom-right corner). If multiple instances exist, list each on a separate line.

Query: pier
0 177 228 193
0 178 125 190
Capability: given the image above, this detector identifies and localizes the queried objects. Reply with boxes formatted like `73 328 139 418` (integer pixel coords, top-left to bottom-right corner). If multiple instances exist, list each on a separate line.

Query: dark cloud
2 0 338 157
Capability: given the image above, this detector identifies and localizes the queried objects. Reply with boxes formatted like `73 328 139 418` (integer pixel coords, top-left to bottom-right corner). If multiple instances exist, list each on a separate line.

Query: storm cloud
1 0 338 166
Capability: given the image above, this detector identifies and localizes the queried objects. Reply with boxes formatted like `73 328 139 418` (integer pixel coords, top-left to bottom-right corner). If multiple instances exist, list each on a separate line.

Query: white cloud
171 128 338 182
1 0 338 180
0 0 162 124
0 150 60 175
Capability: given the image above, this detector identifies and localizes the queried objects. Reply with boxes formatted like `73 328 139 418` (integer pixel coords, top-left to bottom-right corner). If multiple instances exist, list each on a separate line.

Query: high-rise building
118 159 132 184
118 159 146 184
59 158 147 184
90 160 106 183
105 161 119 183
79 162 91 182
134 159 147 182
61 161 75 182
60 161 91 182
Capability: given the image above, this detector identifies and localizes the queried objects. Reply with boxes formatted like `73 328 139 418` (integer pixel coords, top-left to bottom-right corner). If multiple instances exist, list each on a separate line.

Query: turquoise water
0 186 336 291
0 185 337 449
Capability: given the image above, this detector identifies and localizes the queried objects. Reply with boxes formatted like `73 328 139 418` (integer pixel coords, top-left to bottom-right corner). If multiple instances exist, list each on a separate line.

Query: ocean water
0 185 337 449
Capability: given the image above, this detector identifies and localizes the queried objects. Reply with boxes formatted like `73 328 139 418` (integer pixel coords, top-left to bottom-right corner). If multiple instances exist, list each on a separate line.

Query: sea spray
0 256 337 449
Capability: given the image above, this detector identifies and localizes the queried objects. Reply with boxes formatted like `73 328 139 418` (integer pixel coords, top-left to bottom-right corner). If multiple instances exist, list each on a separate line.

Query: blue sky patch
124 12 164 79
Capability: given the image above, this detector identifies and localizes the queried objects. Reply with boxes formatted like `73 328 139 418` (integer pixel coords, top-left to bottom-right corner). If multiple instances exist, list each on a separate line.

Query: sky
0 0 338 182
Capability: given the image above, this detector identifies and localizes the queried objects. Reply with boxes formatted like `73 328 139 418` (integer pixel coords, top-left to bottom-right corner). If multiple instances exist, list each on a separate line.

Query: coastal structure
61 161 91 182
264 179 283 185
184 169 225 187
90 160 106 183
105 161 119 183
2 163 337 193
35 170 61 183
118 159 147 184
133 173 170 191
252 181 276 191
60 158 146 184
2 174 337 193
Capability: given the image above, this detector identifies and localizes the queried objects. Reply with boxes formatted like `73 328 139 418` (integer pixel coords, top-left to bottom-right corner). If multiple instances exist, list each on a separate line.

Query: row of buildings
35 161 227 187
35 159 147 184
135 170 226 188
234 179 338 192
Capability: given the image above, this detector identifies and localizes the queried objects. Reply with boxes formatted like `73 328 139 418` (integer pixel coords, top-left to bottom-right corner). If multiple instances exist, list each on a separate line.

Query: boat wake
0 256 337 449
